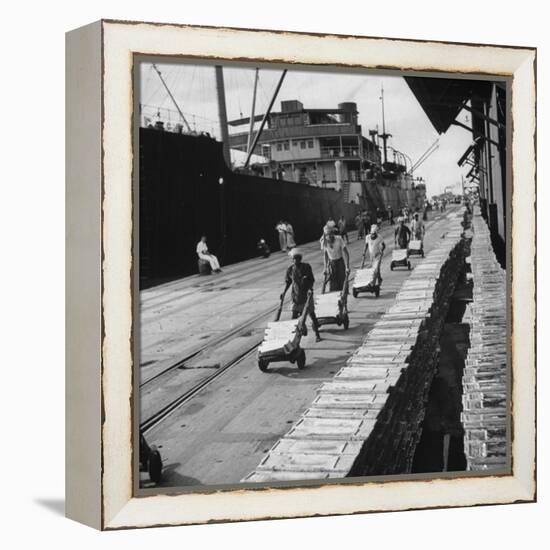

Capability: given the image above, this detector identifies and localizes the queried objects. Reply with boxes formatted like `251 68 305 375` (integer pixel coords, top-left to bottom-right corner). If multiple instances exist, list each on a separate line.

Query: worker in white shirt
411 212 425 241
363 224 386 286
276 221 287 252
322 228 350 291
284 221 296 249
196 236 222 273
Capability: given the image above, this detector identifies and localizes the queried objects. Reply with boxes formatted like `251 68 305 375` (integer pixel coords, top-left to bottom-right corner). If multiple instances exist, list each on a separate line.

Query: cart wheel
148 448 163 484
343 314 349 330
407 261 412 270
352 288 358 299
296 349 306 370
375 286 380 298
258 358 269 372
390 262 394 271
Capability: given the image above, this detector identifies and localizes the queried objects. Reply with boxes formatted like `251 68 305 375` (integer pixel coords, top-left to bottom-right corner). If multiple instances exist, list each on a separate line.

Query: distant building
228 100 390 201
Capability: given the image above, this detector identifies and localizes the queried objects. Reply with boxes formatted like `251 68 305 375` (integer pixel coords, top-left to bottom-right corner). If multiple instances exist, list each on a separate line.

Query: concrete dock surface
140 208 457 487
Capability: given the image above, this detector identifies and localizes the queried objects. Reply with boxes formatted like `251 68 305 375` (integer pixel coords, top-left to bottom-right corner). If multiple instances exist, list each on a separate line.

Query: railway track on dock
141 344 260 433
140 302 282 388
139 213 450 434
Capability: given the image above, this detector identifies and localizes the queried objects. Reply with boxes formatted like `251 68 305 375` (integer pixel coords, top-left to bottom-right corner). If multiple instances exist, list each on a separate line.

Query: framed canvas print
66 19 536 530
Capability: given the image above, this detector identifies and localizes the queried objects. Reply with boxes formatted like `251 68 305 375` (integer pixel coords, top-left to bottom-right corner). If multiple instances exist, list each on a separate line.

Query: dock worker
337 215 349 244
319 217 337 250
387 204 394 225
326 217 337 233
363 224 386 286
276 220 287 252
282 248 322 342
355 212 365 240
196 235 222 273
394 217 412 249
284 220 296 249
322 228 350 292
411 212 425 241
363 210 372 236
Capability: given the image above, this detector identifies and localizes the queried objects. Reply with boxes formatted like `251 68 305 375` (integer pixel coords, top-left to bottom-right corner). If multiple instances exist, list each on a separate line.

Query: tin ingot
312 392 388 410
286 417 377 441
269 438 364 456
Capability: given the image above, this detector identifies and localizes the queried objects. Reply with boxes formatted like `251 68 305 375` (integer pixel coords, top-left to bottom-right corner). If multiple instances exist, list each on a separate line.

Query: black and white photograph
2 0 544 542
136 60 509 490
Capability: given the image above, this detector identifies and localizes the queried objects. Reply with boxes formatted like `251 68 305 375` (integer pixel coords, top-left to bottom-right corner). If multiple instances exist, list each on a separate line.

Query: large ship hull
139 128 422 287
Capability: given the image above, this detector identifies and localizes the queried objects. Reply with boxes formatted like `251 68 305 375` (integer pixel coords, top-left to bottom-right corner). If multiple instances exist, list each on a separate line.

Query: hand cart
351 252 381 298
408 239 424 258
315 273 350 329
390 248 411 271
139 432 163 484
257 290 312 372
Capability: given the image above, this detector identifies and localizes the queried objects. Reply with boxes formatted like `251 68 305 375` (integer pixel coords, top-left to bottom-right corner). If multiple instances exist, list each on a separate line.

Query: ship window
307 140 314 148
277 143 282 151
300 141 306 149
283 141 290 151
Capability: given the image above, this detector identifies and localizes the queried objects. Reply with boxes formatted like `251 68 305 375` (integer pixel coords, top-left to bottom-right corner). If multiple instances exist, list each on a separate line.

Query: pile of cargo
461 213 508 471
315 292 342 319
243 210 467 483
258 320 301 356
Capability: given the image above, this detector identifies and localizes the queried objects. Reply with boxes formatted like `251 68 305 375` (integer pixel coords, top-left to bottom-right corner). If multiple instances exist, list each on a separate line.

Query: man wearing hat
281 248 321 342
363 224 386 286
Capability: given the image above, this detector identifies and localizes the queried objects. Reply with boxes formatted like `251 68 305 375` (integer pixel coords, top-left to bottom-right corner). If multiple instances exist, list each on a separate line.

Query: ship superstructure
228 99 416 204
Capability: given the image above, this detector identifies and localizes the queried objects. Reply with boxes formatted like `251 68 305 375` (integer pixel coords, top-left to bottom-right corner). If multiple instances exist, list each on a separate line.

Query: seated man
196 235 221 273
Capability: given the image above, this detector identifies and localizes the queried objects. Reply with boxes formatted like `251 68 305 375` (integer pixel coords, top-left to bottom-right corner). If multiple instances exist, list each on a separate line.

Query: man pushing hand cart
352 224 386 298
282 248 322 342
321 228 350 292
408 212 425 258
256 248 321 372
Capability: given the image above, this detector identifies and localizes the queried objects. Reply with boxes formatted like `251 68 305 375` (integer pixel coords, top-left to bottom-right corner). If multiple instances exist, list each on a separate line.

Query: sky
140 62 478 197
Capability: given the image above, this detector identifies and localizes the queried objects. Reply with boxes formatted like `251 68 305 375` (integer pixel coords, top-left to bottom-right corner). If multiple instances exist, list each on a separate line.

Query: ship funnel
338 102 358 124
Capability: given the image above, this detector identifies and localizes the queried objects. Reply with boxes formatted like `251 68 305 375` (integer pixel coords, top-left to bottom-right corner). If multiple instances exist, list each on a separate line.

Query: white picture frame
66 19 536 530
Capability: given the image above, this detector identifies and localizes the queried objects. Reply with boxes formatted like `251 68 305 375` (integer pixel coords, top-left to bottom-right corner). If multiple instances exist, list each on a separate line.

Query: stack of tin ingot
243 210 467 483
461 213 508 471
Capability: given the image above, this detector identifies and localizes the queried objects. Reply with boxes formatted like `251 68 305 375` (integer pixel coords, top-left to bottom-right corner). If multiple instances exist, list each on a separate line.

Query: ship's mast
244 70 287 169
379 84 392 165
247 69 259 155
152 63 192 133
215 66 231 166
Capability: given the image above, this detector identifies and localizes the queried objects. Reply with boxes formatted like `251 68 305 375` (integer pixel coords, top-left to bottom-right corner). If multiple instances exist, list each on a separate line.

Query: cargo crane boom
152 63 192 133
